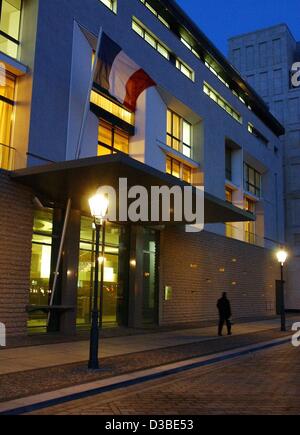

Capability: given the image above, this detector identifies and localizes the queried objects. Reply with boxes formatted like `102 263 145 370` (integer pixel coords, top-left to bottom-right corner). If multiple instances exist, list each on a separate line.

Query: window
28 209 54 331
0 69 15 170
167 109 192 158
166 156 192 184
244 163 262 197
98 120 129 156
0 0 22 59
139 0 170 28
205 60 230 88
225 187 233 203
204 83 242 124
132 19 170 60
99 0 117 13
225 147 232 181
181 36 200 59
244 198 256 245
176 58 194 81
90 91 134 126
132 19 194 81
248 123 269 146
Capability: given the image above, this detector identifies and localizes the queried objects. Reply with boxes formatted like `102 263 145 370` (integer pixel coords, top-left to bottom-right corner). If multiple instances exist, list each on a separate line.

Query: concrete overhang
11 154 254 225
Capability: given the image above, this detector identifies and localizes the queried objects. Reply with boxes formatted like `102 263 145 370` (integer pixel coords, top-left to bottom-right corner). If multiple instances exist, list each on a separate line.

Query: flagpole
75 26 103 160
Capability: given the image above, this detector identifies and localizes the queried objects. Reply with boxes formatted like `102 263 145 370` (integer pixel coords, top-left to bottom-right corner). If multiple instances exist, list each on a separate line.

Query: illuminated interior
0 69 15 169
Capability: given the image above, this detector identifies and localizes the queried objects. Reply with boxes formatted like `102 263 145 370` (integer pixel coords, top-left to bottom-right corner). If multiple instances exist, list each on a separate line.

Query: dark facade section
0 171 34 338
161 227 278 325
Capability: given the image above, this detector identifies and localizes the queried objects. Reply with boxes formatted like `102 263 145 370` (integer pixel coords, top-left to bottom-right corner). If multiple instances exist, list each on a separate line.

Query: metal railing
0 143 15 171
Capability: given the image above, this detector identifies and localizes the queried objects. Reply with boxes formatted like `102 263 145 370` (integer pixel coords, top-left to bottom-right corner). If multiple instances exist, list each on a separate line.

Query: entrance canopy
12 154 254 224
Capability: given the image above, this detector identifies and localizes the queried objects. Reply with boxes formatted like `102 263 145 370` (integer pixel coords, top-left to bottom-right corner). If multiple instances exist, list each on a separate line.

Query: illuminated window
244 163 261 197
248 123 269 146
90 91 134 126
0 0 22 59
225 187 233 203
204 82 242 124
225 188 235 238
98 120 129 156
139 0 170 28
0 69 15 170
181 36 200 59
99 0 117 13
167 109 192 159
176 58 194 81
132 19 170 60
166 156 192 184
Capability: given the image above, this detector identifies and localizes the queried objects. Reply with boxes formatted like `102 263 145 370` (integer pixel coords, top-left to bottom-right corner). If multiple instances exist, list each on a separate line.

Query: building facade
0 0 285 339
229 24 300 309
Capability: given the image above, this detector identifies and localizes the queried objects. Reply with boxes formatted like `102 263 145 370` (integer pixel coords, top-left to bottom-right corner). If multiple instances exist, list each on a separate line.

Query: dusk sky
176 0 300 56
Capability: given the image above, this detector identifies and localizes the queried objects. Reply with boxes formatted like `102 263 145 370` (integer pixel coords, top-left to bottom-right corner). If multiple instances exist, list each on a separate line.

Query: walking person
217 292 232 336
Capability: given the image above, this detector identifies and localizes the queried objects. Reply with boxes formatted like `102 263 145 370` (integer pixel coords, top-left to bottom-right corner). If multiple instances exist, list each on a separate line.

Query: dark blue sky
176 0 300 55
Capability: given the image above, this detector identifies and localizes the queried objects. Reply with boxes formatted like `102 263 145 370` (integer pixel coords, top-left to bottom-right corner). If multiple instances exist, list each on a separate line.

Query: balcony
0 143 15 170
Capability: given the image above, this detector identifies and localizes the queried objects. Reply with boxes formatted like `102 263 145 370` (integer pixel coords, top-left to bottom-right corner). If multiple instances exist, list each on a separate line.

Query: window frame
98 119 130 156
244 163 262 198
166 155 192 184
167 109 192 159
0 0 22 55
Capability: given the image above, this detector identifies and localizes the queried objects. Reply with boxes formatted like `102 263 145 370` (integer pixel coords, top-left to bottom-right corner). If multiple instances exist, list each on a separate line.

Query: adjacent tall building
0 0 286 340
229 25 300 309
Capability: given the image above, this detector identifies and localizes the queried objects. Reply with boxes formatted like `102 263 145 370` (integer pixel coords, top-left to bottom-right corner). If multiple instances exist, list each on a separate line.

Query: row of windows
132 19 194 81
166 155 192 184
203 82 242 124
137 0 252 111
0 0 22 59
139 0 169 28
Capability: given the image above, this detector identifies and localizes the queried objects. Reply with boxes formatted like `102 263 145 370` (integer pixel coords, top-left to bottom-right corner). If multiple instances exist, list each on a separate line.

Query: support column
59 209 81 336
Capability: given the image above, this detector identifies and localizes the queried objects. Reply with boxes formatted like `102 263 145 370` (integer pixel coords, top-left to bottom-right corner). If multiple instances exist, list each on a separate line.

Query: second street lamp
88 193 109 370
276 249 288 333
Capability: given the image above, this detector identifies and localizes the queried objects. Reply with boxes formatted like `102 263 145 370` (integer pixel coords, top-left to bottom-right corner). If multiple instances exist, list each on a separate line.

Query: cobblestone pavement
31 343 300 415
0 329 290 403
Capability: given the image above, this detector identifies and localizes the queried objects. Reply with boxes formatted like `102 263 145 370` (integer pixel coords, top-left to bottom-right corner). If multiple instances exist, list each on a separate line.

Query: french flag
93 33 156 112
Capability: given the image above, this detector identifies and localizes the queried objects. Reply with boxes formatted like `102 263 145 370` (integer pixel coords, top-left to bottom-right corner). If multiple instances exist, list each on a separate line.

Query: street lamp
88 193 109 370
276 249 288 333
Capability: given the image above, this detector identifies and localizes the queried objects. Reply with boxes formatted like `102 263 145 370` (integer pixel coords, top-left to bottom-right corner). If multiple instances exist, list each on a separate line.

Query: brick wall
0 170 34 338
161 226 278 326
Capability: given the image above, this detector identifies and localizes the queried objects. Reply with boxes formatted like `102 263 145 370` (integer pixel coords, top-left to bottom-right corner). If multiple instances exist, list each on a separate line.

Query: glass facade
28 209 54 331
77 217 129 328
0 70 15 170
90 91 134 126
0 0 22 59
98 120 130 156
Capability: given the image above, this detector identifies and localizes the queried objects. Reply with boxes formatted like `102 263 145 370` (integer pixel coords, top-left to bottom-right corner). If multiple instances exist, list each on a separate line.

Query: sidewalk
0 317 297 375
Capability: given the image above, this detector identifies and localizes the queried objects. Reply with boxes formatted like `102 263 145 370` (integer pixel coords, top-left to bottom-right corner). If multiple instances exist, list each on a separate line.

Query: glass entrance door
77 218 129 329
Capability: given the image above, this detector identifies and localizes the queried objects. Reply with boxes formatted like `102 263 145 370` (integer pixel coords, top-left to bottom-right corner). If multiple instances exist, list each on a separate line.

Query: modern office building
0 0 285 340
229 24 300 309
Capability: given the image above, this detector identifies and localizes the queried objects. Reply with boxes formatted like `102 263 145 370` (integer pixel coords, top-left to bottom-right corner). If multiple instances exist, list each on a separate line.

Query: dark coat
217 297 232 319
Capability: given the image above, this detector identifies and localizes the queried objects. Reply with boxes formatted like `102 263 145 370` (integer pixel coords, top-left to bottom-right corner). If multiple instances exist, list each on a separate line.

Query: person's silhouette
217 292 232 336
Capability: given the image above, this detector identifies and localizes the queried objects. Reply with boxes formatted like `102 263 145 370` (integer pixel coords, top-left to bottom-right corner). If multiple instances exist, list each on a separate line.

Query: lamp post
88 193 109 370
276 249 288 333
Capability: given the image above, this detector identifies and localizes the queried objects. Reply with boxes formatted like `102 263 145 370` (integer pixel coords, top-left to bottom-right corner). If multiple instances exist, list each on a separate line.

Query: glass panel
172 159 180 178
182 165 192 183
114 128 129 154
90 91 134 125
98 144 112 157
28 209 53 332
98 120 113 147
183 121 191 146
173 113 180 140
166 156 171 175
183 144 191 158
167 110 172 135
145 32 156 48
0 0 22 40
